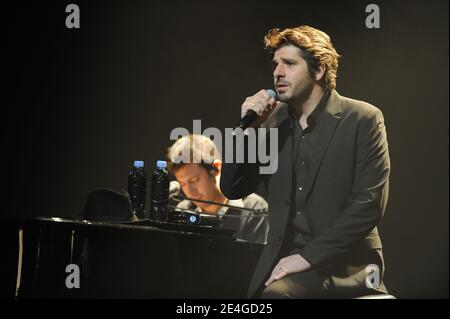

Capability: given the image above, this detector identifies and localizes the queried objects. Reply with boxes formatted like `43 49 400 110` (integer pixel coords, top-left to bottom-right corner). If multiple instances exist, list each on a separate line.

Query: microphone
235 89 277 130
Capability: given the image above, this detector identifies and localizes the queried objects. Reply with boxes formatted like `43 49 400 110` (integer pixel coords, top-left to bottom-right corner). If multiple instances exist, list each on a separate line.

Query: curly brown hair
264 26 341 90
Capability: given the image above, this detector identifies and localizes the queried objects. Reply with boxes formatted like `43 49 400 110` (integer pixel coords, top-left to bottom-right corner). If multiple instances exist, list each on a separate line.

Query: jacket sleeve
220 133 262 200
300 108 390 269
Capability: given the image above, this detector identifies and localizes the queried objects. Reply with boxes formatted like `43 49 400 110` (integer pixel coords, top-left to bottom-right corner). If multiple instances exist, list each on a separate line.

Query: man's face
272 44 315 103
174 163 221 210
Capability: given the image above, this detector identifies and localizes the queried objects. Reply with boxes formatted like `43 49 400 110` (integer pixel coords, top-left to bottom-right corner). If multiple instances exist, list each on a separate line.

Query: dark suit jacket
220 90 390 297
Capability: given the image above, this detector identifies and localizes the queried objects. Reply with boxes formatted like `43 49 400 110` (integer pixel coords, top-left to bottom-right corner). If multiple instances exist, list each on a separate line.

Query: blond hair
264 25 341 89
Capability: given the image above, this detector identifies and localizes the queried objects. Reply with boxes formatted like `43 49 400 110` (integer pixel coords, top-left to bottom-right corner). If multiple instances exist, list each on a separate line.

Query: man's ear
315 64 326 82
211 160 222 176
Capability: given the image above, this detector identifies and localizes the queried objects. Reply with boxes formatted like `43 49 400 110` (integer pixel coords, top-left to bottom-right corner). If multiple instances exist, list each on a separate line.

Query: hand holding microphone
236 89 278 130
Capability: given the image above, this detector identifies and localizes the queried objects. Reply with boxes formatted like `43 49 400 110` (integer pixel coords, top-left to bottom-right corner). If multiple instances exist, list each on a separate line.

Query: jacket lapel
304 90 342 200
263 104 294 233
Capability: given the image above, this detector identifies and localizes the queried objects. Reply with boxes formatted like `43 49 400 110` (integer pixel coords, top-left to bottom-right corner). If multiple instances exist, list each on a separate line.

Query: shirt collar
288 88 331 130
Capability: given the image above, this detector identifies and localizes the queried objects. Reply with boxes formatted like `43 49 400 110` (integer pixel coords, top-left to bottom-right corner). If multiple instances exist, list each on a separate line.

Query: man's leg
260 249 387 299
260 270 333 299
330 249 388 298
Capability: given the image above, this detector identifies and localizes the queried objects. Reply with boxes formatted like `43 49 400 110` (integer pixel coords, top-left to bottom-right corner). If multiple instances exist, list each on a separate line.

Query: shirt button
297 211 302 215
301 161 305 165
298 187 303 191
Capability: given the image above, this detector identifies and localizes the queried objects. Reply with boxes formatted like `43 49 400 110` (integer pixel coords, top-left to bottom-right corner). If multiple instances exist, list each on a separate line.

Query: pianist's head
167 134 227 213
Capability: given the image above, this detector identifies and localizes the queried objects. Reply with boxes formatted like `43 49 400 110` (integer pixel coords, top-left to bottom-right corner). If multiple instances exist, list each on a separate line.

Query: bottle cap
134 160 144 168
156 160 167 169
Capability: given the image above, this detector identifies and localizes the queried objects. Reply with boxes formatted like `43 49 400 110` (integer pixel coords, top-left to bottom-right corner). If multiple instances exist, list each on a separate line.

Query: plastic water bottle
150 160 169 222
128 160 147 219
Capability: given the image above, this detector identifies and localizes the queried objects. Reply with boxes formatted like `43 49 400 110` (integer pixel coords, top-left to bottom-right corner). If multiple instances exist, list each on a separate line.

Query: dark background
3 0 448 298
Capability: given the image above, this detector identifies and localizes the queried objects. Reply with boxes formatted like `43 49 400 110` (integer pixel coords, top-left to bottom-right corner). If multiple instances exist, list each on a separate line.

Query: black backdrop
3 0 448 298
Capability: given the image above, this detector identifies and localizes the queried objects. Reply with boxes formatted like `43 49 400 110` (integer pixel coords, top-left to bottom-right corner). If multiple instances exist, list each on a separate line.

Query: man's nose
273 64 285 78
186 184 197 196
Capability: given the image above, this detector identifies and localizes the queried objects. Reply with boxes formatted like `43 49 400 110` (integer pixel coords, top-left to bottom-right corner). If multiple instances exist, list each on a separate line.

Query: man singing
220 26 391 298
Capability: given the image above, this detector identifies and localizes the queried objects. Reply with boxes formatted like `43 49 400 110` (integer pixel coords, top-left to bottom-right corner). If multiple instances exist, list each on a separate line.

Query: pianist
167 134 269 244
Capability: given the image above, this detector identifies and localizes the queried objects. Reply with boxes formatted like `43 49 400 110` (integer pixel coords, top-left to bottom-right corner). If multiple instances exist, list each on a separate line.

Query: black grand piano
0 217 264 298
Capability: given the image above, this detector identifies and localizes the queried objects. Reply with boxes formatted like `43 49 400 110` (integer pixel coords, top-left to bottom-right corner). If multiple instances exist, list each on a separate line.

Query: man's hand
265 254 312 286
241 89 278 128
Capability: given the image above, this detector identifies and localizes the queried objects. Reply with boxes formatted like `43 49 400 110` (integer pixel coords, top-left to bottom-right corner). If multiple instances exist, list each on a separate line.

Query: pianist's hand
264 254 311 286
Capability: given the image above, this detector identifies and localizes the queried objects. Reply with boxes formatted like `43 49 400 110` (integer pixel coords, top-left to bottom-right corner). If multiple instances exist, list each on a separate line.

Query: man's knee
260 280 291 299
260 272 331 299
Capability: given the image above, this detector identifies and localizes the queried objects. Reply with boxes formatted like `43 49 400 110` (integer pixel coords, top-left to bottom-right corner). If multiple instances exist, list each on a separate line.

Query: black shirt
286 89 331 253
